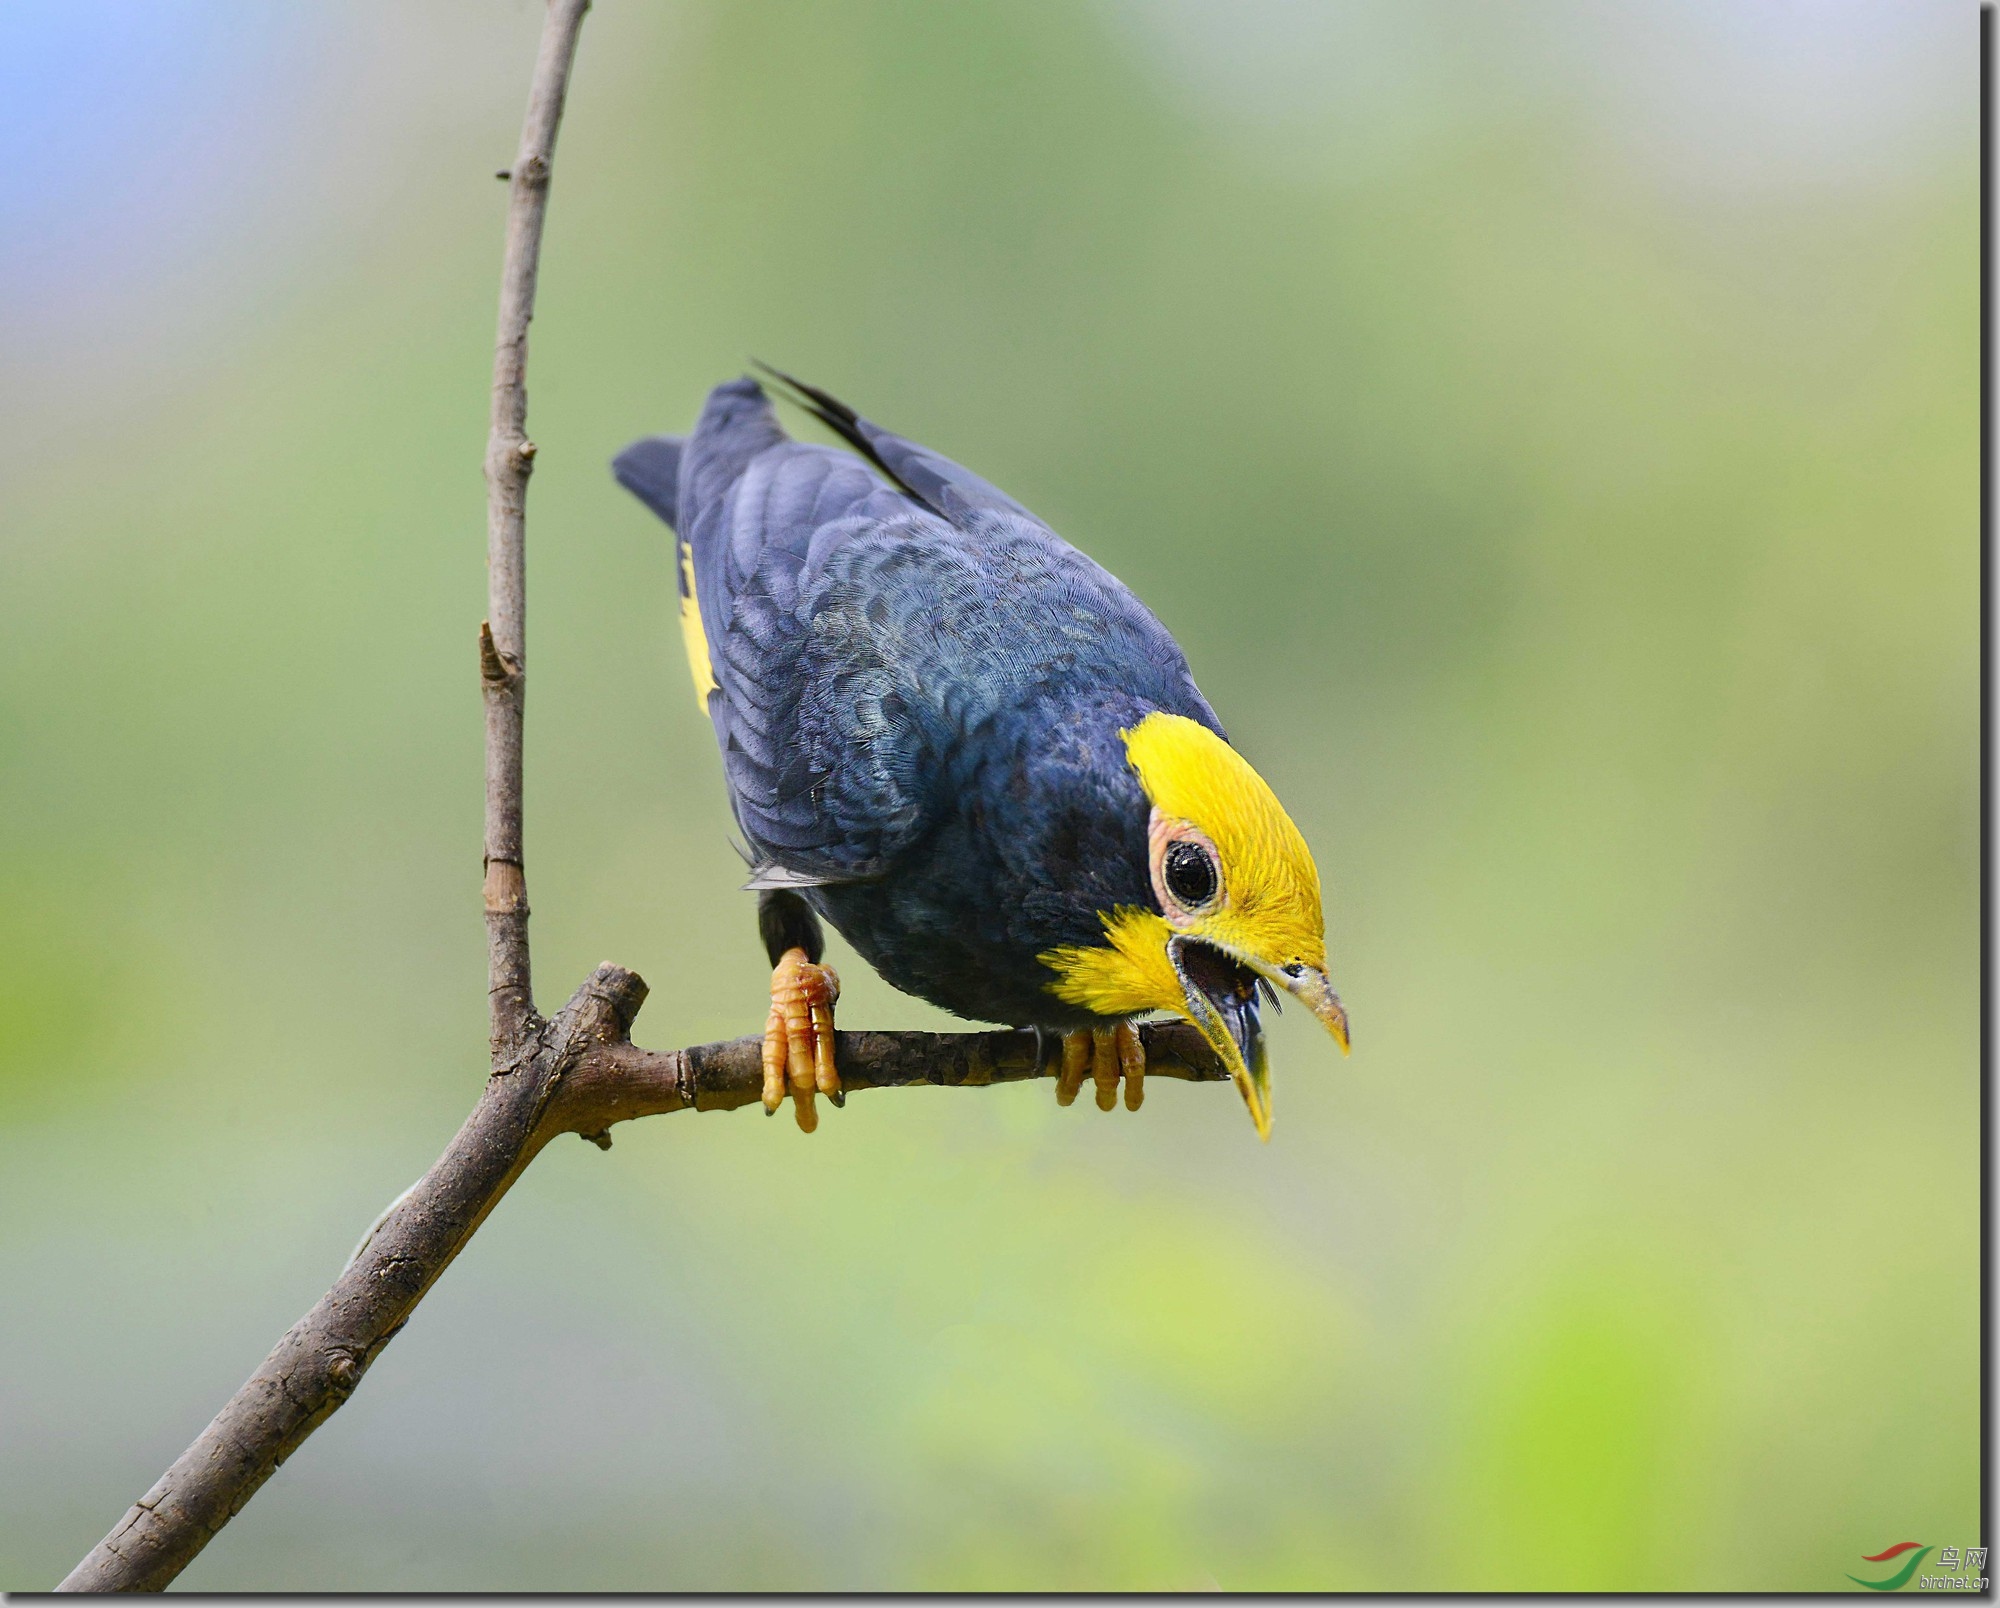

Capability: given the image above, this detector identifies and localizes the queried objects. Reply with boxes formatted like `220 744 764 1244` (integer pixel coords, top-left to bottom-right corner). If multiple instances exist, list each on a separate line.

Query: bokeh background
0 0 1977 1591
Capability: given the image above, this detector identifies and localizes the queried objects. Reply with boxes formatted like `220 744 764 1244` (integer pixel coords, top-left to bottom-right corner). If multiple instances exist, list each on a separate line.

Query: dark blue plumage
614 376 1224 1030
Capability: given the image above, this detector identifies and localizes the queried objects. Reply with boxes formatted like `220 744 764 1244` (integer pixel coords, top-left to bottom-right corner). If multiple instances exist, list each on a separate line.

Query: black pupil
1164 841 1217 908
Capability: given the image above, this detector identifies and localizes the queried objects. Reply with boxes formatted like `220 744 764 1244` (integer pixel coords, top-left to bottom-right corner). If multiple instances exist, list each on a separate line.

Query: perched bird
613 370 1347 1137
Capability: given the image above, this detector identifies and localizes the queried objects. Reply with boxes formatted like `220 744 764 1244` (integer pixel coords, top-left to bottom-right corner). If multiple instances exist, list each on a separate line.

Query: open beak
1168 936 1275 1140
1168 937 1349 1142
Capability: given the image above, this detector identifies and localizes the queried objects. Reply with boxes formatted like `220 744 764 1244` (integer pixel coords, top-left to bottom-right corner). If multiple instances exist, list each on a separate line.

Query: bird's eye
1163 840 1218 910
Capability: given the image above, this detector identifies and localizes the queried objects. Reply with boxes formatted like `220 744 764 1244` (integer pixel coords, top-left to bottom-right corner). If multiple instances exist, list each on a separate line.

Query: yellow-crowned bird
613 371 1348 1136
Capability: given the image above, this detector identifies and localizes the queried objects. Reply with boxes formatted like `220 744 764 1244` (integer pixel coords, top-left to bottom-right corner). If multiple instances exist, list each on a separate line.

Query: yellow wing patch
678 538 718 711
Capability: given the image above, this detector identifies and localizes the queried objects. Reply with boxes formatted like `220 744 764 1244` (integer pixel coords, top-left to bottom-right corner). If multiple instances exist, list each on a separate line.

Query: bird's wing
670 378 942 885
751 371 1213 725
621 376 1222 890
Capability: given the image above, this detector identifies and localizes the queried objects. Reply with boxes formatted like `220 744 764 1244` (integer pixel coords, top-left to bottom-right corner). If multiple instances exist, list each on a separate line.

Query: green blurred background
0 0 1977 1591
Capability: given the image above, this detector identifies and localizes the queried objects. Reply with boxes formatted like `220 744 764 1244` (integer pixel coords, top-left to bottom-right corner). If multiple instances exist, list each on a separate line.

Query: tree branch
58 977 1225 1593
56 1 1232 1591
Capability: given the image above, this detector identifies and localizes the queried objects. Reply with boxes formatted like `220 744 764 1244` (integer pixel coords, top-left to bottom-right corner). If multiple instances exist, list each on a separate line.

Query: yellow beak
1169 936 1272 1139
1168 937 1348 1142
1281 964 1351 1055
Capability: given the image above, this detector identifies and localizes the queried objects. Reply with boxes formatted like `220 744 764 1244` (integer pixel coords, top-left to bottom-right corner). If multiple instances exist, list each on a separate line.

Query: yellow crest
1121 712 1325 970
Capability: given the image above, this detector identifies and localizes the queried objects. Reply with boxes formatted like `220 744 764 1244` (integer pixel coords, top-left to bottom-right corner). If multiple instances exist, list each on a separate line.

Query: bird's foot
762 946 841 1131
1053 1021 1145 1112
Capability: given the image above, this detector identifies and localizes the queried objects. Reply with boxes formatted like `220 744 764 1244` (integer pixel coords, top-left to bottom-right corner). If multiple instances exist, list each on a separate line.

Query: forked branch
56 2 1225 1592
58 969 1221 1592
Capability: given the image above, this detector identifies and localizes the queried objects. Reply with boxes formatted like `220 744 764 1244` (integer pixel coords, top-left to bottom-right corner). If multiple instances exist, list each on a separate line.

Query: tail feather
751 362 925 504
751 361 1033 527
612 435 686 531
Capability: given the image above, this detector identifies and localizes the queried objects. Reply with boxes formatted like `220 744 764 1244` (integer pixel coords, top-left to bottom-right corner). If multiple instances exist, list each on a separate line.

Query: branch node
325 1353 360 1397
578 1129 612 1150
58 1 596 1589
478 620 521 685
578 962 648 1036
483 858 527 914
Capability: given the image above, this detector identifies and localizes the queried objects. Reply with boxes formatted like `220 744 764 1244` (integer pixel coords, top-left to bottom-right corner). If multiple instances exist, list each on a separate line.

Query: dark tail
611 435 686 531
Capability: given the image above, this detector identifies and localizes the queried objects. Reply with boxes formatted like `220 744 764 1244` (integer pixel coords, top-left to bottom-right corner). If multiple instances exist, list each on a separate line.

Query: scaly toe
1116 1020 1145 1111
1091 1028 1119 1111
1053 1022 1145 1114
1056 1030 1090 1106
761 1001 788 1116
768 948 842 1132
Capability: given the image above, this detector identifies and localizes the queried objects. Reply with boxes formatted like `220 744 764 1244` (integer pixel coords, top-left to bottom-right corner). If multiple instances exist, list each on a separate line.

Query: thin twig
57 1 593 1588
482 0 584 1058
55 2 1235 1590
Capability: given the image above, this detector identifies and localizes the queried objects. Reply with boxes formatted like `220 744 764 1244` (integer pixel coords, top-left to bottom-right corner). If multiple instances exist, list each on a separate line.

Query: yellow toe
767 948 841 1133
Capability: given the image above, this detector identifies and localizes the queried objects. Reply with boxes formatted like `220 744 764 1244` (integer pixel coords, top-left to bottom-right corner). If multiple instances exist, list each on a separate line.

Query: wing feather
617 374 1219 896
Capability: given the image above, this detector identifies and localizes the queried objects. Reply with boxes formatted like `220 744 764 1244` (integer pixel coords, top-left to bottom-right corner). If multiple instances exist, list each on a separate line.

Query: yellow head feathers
1121 712 1326 974
1040 710 1346 1139
1042 711 1329 1009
